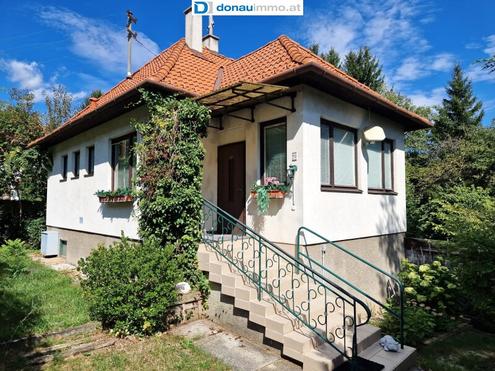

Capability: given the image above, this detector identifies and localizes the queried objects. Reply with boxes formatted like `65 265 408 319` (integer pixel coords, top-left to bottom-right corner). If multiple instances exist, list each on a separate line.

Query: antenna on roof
207 15 215 36
126 10 138 78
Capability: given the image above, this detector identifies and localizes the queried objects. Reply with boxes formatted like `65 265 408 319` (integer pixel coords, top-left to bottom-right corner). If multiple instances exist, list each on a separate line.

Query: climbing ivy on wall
133 90 210 294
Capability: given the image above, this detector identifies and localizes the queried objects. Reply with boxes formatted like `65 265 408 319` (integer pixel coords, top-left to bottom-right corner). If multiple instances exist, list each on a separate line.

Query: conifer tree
307 44 341 67
434 64 484 140
343 47 384 91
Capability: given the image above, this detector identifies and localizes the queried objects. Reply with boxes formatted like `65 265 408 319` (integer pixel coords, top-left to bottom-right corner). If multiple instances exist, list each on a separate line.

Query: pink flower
264 177 280 186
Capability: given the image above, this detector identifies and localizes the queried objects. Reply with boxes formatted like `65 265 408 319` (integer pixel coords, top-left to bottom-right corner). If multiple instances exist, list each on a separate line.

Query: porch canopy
195 81 295 123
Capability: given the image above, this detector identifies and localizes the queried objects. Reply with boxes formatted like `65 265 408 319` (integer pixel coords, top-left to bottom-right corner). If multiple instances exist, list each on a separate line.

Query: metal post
126 10 137 78
258 236 262 301
400 285 404 349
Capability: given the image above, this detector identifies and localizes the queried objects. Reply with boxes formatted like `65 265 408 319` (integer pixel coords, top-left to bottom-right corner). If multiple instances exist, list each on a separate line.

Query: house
31 9 430 369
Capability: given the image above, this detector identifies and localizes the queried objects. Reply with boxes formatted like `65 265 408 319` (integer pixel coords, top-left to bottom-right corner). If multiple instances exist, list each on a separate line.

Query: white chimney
184 7 203 52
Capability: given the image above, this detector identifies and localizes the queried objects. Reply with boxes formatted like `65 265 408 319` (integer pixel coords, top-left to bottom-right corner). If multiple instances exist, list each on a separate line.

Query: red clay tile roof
30 35 431 147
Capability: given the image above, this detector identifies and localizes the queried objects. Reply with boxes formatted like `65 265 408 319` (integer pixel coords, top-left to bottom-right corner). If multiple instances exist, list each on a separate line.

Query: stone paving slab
171 319 301 371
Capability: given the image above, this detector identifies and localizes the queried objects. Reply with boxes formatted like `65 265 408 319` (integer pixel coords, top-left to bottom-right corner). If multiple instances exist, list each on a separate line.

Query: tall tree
44 85 73 133
79 89 103 111
343 47 384 91
307 44 341 67
481 55 495 73
433 64 484 141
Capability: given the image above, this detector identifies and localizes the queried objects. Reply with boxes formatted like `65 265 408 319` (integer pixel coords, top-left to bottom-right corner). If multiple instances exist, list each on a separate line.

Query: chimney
203 15 219 52
184 7 203 52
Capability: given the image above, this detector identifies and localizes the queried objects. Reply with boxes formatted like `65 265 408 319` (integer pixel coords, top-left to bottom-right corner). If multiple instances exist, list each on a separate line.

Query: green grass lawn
0 258 90 342
47 335 230 371
417 328 495 371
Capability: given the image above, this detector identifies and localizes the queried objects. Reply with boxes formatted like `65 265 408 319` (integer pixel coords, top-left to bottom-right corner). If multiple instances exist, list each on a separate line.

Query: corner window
367 139 394 192
87 146 95 176
262 119 287 183
320 119 358 189
72 151 80 178
61 155 68 181
111 134 136 190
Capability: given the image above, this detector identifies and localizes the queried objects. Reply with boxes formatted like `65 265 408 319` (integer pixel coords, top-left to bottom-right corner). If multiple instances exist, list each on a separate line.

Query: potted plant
95 187 134 203
251 177 289 214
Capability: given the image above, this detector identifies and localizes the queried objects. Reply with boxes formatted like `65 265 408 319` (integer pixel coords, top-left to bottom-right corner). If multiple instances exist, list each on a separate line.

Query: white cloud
393 53 455 82
430 53 455 72
409 87 445 107
38 6 160 75
0 58 88 102
484 34 495 55
466 34 495 83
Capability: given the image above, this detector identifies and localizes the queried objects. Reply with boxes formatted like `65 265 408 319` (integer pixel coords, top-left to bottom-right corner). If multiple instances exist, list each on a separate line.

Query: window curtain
264 124 287 183
113 139 131 189
367 141 382 189
383 141 392 189
333 127 355 186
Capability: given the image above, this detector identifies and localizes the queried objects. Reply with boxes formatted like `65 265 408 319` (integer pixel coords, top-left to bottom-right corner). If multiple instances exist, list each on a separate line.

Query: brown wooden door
217 142 246 226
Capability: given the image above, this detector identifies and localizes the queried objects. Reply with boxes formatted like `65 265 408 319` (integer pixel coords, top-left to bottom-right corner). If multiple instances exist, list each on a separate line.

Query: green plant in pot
251 177 289 214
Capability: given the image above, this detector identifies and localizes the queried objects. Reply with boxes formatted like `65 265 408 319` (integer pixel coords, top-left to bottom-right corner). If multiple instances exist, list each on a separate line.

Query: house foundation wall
47 226 130 265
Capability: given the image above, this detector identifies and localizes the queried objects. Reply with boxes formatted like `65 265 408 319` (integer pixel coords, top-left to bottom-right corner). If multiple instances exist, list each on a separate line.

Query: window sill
71 176 79 180
59 178 67 183
368 189 398 195
321 185 363 193
84 173 94 178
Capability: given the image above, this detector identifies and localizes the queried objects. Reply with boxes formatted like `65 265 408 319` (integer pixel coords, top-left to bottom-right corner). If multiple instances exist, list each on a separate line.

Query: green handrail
202 199 373 363
296 226 405 349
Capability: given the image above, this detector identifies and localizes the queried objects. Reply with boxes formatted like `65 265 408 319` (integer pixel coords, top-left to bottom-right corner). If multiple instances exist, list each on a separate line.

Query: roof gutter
29 79 196 148
261 62 432 130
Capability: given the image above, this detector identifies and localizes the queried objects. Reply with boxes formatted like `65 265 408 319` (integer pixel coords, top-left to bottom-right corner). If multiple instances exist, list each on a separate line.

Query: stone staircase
198 240 417 371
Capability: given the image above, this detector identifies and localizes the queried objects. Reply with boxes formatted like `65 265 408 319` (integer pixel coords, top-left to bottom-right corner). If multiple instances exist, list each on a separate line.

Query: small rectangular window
61 155 68 181
87 146 95 176
320 119 358 190
111 134 136 190
262 119 287 183
73 151 80 178
367 139 394 192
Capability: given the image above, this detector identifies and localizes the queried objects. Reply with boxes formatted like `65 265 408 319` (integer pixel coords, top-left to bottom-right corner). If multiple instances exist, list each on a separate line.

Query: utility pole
126 10 137 78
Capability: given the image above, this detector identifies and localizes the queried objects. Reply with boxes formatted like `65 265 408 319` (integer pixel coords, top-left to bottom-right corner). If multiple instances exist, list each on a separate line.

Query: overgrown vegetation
0 239 89 341
133 91 210 294
79 238 181 336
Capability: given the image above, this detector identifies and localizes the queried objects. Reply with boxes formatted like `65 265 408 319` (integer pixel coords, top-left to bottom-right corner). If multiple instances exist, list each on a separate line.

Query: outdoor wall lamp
288 164 298 181
363 125 386 143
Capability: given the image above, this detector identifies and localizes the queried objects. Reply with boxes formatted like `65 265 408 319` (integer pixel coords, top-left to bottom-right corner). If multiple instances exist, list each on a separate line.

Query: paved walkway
171 319 301 371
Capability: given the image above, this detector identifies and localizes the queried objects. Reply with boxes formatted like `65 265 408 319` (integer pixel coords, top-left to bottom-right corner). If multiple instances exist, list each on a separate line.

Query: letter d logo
193 1 209 14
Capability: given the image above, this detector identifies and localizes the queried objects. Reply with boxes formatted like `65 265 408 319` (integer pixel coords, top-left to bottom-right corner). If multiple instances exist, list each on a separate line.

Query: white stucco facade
46 84 407 259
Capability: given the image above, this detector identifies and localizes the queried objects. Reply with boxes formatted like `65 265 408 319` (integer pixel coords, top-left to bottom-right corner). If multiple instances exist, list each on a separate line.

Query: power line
134 37 159 57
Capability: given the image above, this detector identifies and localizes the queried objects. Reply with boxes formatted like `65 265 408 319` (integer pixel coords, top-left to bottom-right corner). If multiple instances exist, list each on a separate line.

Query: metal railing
202 199 372 362
296 226 404 348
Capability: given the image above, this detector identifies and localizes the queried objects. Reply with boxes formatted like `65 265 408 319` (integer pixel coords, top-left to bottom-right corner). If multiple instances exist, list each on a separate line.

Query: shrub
380 305 436 346
399 258 459 317
78 238 182 336
23 216 45 248
0 239 30 278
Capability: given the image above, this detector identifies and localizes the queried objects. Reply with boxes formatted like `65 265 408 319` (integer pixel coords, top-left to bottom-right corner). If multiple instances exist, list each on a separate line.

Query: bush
23 216 45 248
380 305 436 346
399 258 459 317
78 238 182 336
0 239 30 278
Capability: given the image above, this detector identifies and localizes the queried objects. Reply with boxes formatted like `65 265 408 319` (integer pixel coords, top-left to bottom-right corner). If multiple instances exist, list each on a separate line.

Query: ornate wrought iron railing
202 199 372 362
296 226 404 348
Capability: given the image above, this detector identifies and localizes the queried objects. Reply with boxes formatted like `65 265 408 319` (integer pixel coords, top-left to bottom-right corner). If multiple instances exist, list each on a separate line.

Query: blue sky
1 0 494 122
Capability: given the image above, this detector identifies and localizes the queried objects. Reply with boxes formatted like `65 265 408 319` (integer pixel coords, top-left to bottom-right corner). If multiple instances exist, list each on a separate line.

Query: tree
44 85 73 133
0 89 47 201
79 89 103 111
308 44 341 67
343 47 384 91
433 64 484 141
481 55 495 73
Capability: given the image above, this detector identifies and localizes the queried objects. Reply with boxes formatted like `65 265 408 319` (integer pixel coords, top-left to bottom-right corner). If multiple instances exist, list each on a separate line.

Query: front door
217 142 246 227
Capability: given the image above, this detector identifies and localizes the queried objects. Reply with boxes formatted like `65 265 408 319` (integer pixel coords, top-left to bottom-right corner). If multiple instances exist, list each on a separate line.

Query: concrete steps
199 242 417 370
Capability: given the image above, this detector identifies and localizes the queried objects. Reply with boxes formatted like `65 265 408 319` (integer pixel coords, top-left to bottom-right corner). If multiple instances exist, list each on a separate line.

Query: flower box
98 195 134 203
250 190 286 199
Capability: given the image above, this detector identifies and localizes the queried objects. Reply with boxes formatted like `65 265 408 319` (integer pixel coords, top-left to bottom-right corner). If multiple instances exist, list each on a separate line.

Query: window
367 139 394 192
320 119 358 190
72 151 80 178
86 146 95 176
111 134 136 190
61 155 68 181
261 119 287 183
